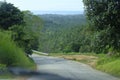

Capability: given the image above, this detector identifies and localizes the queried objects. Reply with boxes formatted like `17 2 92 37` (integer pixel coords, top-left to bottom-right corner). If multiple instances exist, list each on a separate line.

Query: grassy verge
0 64 13 79
0 31 36 78
96 55 120 77
49 53 120 77
0 31 36 68
0 74 13 79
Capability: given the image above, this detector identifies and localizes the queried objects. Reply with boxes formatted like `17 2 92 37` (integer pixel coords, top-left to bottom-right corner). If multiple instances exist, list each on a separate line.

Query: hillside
39 14 86 31
38 14 86 53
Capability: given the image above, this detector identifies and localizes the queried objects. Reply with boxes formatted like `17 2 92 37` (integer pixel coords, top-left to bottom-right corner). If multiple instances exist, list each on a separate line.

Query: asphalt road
27 54 120 80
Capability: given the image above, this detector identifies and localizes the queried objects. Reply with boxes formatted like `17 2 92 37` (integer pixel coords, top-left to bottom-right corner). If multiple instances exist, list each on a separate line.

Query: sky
0 0 84 11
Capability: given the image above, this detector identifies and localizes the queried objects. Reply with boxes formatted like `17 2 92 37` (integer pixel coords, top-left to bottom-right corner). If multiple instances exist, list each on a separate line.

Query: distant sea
31 11 84 15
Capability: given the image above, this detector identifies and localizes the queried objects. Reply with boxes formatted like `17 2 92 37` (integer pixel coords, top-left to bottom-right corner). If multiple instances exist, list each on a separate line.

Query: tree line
83 0 120 55
38 14 86 53
38 0 120 56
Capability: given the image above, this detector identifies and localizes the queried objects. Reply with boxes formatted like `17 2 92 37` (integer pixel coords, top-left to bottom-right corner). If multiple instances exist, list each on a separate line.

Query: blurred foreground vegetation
0 1 42 73
0 31 35 68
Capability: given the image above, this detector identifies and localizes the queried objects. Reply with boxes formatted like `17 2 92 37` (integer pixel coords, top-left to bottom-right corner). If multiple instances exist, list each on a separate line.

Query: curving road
27 54 120 80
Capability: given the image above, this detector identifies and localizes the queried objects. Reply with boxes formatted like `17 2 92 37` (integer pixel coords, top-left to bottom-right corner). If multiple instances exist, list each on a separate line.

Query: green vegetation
0 0 120 78
38 14 86 53
0 31 35 68
0 2 42 55
82 0 120 77
0 74 14 79
0 1 41 74
39 0 119 54
0 64 14 78
0 2 24 30
11 11 42 55
83 0 120 54
96 55 120 77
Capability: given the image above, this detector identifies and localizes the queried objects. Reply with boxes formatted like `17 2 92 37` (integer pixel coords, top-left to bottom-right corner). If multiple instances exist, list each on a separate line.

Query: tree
11 11 42 55
0 2 24 30
83 0 120 54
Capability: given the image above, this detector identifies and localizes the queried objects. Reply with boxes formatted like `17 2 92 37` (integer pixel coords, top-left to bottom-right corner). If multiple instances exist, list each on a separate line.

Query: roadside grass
49 53 120 77
0 64 14 79
0 73 14 79
96 55 120 77
0 31 36 78
0 31 35 68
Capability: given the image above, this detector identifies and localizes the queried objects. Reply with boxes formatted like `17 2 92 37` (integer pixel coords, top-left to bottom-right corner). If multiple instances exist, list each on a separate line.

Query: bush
0 64 6 73
0 31 34 67
97 59 120 76
96 55 120 76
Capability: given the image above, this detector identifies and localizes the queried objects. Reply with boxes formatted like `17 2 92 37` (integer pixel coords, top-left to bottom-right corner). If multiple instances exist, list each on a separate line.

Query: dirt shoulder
49 54 98 67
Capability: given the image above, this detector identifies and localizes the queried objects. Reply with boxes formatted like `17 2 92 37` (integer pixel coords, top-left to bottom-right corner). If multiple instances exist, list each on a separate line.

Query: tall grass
96 54 120 77
0 31 35 68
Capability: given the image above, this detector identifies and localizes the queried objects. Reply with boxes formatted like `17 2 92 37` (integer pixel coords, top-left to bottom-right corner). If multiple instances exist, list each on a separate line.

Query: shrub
0 31 34 67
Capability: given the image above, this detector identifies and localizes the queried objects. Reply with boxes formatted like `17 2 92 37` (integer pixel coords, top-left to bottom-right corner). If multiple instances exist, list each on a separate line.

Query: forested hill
38 14 86 31
38 14 86 53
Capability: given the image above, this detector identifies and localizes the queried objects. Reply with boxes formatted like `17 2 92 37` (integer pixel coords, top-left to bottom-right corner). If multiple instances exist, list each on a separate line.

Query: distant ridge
31 11 84 15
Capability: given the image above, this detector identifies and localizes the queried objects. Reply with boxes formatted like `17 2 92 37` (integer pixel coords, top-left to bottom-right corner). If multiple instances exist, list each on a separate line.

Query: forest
38 6 120 55
38 14 86 53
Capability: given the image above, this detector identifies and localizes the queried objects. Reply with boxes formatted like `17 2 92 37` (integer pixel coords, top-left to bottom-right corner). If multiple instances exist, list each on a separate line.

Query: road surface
27 54 120 80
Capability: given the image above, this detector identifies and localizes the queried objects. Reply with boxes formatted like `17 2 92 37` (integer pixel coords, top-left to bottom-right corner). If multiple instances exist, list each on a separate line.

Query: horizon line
31 10 84 15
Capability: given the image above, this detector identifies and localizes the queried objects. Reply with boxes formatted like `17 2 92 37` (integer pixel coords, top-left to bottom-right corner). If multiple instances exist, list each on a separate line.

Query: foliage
0 2 37 69
10 11 42 55
39 14 86 31
0 31 34 67
0 2 42 55
0 2 24 30
38 14 86 53
83 0 120 54
0 64 6 73
96 55 120 76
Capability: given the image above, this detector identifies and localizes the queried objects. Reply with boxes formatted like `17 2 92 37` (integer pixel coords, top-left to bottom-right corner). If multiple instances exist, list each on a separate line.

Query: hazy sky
0 0 84 11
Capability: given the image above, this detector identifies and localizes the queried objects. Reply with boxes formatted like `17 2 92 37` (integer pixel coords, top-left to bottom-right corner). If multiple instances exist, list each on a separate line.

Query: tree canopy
83 0 120 54
0 2 24 30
